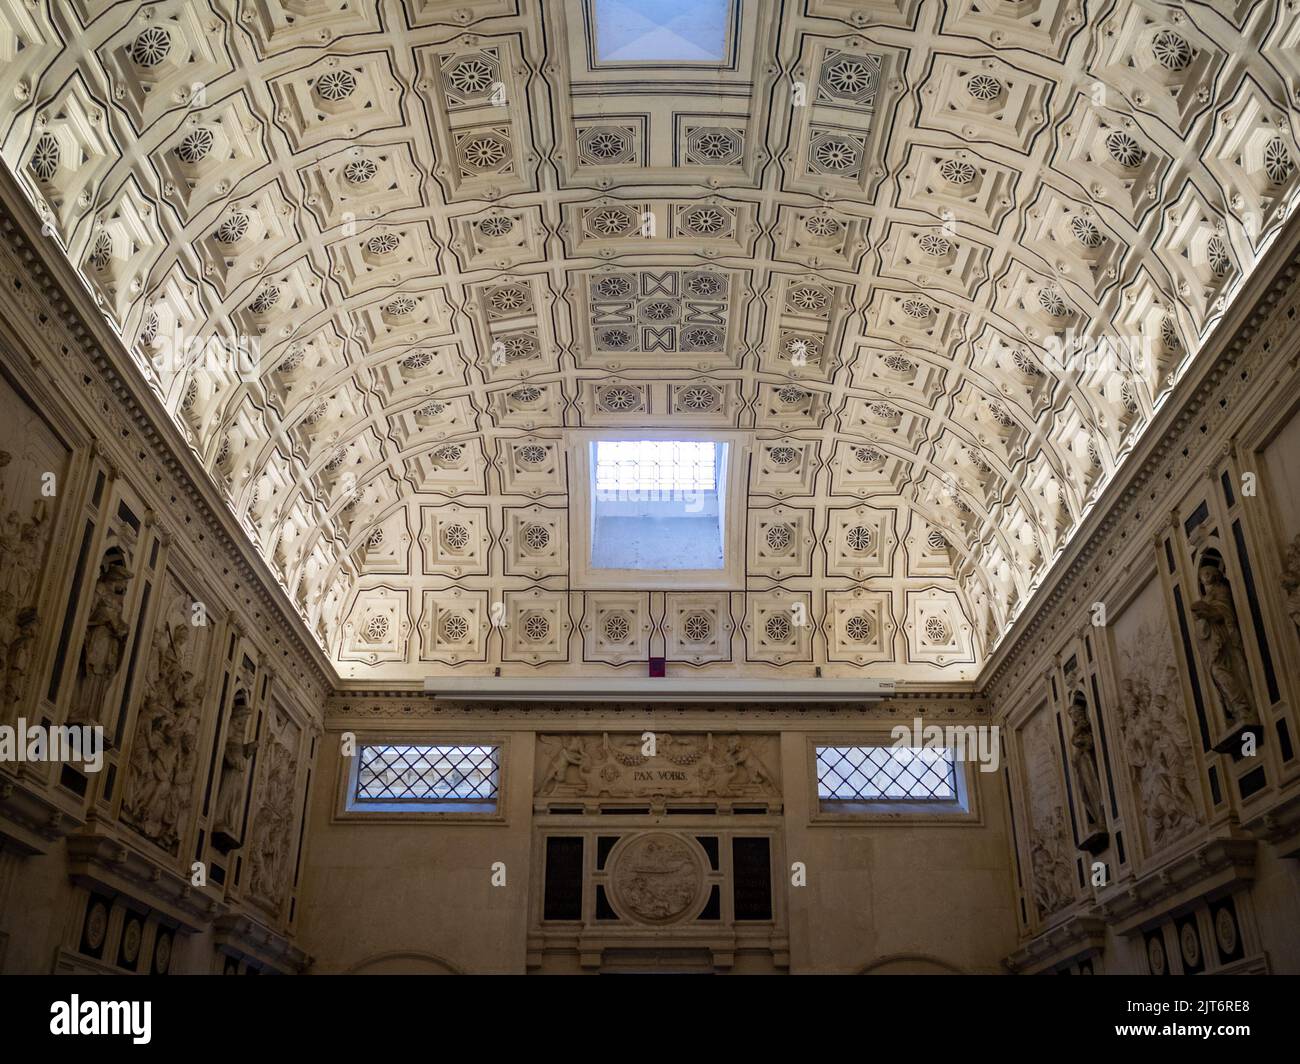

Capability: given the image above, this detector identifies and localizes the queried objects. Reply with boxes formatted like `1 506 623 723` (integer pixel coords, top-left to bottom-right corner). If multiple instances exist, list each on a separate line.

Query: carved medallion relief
607 833 709 925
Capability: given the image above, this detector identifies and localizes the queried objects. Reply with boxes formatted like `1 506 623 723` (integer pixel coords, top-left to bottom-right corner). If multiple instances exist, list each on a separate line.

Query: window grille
815 745 957 801
355 744 500 803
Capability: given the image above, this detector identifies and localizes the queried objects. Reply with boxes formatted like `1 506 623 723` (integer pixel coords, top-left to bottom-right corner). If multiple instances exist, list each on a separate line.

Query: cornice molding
0 171 336 695
981 211 1300 699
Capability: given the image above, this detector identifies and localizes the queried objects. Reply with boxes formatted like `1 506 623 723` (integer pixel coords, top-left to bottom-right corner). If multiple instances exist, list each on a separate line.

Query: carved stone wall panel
1109 574 1203 859
1018 704 1076 922
534 732 781 808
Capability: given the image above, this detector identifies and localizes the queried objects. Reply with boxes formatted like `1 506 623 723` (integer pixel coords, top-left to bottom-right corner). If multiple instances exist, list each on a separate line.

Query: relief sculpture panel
535 732 780 808
0 376 68 718
1111 576 1200 856
1020 707 1074 920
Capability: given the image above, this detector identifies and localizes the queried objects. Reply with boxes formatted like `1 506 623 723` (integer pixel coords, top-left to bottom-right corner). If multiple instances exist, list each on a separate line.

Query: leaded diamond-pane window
815 746 957 801
355 744 500 804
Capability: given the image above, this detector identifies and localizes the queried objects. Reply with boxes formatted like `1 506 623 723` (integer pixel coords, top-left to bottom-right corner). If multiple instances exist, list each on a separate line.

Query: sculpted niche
1066 692 1107 852
212 691 258 851
1190 551 1259 740
69 550 134 730
1020 710 1074 918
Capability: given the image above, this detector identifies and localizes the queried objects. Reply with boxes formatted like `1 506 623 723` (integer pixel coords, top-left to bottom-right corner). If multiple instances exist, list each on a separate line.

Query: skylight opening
590 439 726 571
592 0 732 64
595 439 716 496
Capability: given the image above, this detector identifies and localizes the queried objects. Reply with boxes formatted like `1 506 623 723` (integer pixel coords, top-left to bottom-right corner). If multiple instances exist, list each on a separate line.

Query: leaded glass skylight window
352 743 500 810
815 746 958 802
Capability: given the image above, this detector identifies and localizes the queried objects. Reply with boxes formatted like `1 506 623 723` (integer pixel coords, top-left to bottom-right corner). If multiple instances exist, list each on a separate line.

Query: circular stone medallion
85 901 109 951
1214 908 1238 957
121 918 142 965
609 833 706 924
1146 934 1167 976
1179 923 1201 968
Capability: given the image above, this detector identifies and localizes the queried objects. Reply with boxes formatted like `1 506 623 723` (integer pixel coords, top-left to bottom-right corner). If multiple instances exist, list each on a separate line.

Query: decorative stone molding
1096 833 1259 935
64 831 222 932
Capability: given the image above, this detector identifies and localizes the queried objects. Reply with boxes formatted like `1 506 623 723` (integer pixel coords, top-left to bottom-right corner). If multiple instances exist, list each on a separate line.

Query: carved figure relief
213 691 258 849
608 833 706 924
1190 553 1258 731
0 449 50 711
122 610 205 853
247 720 297 907
535 732 780 803
69 551 134 729
1113 578 1200 853
1021 709 1074 918
1028 808 1074 916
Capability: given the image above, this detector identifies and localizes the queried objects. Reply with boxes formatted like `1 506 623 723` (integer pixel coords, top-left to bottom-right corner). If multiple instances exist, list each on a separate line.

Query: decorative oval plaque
609 833 706 924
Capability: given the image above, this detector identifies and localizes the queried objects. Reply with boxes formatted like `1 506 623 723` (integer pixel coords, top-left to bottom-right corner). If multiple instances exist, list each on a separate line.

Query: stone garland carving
212 693 258 849
247 729 296 907
1190 555 1259 731
537 732 779 801
121 622 202 853
69 552 134 729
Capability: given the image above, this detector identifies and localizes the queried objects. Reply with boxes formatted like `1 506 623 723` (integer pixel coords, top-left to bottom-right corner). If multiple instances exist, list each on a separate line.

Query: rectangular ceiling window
590 439 725 570
593 0 732 64
350 743 500 811
815 746 958 802
595 439 716 494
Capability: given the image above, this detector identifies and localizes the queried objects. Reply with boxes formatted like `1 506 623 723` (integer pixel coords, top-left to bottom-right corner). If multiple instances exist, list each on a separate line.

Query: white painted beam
422 677 897 702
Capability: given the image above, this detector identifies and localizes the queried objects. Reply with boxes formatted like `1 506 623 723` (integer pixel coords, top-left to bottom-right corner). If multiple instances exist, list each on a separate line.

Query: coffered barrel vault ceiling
1 0 1297 682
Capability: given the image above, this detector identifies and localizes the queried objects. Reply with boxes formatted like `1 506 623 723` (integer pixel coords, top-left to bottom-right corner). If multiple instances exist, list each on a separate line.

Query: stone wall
990 219 1300 974
0 203 326 974
302 695 1016 974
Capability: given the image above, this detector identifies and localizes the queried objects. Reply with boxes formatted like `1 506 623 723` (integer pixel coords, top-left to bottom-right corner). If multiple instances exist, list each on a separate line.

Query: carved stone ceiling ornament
1 0 1297 683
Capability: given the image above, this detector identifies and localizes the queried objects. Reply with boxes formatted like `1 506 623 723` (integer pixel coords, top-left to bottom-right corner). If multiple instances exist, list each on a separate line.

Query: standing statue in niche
1190 557 1258 731
1067 694 1107 850
69 556 133 729
212 696 257 850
